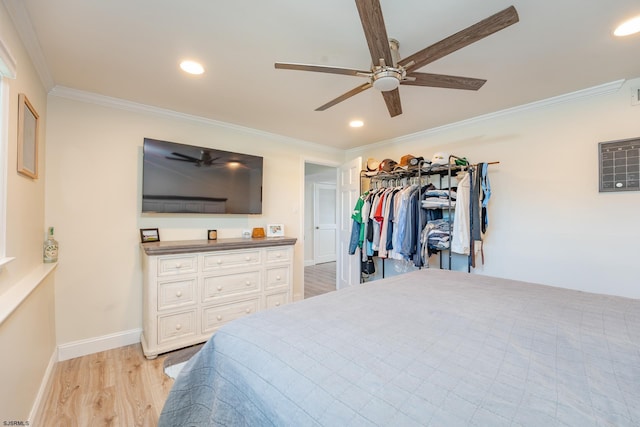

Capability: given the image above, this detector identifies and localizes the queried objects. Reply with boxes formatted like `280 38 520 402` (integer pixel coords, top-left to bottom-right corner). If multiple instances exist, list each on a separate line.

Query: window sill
0 256 15 268
0 262 57 325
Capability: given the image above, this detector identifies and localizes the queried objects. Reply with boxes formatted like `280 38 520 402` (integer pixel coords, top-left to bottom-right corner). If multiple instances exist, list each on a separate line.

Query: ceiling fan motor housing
372 68 403 91
371 38 403 92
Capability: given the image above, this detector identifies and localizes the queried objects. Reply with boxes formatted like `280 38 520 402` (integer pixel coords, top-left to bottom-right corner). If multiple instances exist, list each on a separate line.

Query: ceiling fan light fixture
372 69 402 91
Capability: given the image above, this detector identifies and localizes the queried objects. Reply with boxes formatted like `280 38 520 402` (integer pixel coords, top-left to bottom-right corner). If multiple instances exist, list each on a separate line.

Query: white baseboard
57 328 142 361
29 348 57 425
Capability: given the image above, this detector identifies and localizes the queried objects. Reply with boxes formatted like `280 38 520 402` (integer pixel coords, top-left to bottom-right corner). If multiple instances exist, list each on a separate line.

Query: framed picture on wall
17 93 39 179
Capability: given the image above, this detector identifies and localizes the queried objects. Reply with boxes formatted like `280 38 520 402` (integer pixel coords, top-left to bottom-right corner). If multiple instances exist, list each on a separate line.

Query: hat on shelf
378 158 398 173
407 156 424 169
364 158 381 176
366 158 380 172
399 154 416 167
431 152 451 166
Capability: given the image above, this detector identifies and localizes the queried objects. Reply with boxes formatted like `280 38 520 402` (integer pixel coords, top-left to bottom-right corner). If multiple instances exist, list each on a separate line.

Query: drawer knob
245 256 251 261
217 286 223 291
275 302 281 307
217 315 222 321
245 280 251 286
175 323 182 330
217 259 222 264
245 308 251 313
176 290 182 297
276 275 281 281
276 253 282 258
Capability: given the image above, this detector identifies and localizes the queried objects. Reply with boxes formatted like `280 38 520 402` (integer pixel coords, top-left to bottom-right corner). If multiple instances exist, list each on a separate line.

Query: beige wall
45 93 344 345
0 275 56 421
2 0 639 420
0 1 56 422
350 78 640 298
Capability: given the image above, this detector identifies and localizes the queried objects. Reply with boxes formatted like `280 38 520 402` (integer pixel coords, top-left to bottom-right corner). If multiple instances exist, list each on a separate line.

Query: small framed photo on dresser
140 228 160 243
266 224 284 237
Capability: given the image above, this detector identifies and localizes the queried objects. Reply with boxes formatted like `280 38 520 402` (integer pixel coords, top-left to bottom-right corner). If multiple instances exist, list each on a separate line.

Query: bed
159 269 640 426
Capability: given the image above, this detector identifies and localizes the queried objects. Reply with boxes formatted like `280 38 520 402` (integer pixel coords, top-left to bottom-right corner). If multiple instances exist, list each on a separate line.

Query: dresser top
141 236 297 256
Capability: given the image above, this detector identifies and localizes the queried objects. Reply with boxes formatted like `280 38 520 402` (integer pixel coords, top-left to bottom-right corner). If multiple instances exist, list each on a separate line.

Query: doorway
304 162 337 298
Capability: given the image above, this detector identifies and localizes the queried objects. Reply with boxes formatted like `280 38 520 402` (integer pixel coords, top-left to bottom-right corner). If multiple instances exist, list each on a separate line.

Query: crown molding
3 0 56 89
346 79 626 155
49 85 343 154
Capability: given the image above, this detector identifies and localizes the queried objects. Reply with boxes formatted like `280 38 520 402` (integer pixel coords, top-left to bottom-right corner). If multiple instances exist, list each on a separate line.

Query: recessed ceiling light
349 120 364 128
614 15 640 36
180 60 204 75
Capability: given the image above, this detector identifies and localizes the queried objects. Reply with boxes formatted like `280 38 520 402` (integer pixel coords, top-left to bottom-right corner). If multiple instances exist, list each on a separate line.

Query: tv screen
142 138 263 214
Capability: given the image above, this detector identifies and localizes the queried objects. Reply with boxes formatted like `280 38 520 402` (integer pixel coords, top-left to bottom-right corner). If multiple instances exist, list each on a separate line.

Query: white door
313 183 337 264
337 157 362 289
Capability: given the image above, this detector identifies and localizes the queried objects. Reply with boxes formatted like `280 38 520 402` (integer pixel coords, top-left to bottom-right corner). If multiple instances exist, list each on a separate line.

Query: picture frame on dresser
267 224 284 237
140 228 160 242
17 93 39 179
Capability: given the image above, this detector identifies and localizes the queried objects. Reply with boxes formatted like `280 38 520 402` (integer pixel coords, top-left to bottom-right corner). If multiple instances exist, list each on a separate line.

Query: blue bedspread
159 269 640 426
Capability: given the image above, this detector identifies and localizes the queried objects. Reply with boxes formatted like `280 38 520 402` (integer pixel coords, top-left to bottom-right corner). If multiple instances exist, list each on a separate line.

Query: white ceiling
8 0 640 150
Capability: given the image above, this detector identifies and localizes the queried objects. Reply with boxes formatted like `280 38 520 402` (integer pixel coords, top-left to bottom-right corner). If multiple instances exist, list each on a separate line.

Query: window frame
0 38 17 267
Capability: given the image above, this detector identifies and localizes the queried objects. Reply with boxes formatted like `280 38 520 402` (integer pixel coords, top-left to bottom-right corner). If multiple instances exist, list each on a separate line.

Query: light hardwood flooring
38 343 173 426
37 263 337 425
304 261 336 298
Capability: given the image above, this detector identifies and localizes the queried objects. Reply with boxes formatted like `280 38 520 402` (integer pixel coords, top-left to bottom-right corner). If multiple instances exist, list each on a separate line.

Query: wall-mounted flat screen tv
142 138 263 214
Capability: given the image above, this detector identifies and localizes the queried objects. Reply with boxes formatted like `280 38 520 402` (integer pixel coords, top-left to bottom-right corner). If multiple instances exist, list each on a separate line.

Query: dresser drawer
157 255 198 276
265 247 291 263
202 298 260 333
265 265 290 290
202 270 261 301
158 310 197 343
265 291 289 309
158 278 196 310
202 250 261 271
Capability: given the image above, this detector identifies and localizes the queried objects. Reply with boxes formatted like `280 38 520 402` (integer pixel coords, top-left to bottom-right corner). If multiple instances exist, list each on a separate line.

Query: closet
349 155 495 282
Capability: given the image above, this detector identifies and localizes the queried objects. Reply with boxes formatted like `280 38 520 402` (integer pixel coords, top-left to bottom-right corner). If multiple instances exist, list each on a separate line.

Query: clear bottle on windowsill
43 226 58 263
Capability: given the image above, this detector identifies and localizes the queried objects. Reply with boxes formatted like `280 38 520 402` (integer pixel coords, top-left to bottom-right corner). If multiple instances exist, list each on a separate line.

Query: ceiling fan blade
275 62 370 77
399 6 519 72
381 88 402 117
355 0 393 66
402 72 486 90
166 157 196 162
169 152 200 161
315 82 372 111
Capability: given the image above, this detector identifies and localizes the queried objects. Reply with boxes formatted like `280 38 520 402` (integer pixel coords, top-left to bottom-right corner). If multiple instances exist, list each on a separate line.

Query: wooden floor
304 261 336 298
38 343 173 426
37 263 336 425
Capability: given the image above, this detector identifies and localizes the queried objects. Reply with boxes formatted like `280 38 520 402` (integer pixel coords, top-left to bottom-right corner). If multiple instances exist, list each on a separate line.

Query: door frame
300 158 340 294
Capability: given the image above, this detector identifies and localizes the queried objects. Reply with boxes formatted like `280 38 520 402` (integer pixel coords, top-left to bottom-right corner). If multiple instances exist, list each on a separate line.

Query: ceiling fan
275 1 519 117
166 150 222 167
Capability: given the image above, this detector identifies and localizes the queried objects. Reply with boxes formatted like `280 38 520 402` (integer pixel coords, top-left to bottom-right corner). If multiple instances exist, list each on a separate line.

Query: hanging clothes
451 172 470 255
479 162 491 233
348 191 368 255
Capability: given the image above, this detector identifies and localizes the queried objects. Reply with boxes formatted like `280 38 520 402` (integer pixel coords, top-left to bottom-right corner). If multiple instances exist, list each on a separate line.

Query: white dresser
140 237 297 359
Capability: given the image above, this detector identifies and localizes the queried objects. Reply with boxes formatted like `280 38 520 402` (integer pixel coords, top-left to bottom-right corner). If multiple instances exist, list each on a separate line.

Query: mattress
159 269 640 426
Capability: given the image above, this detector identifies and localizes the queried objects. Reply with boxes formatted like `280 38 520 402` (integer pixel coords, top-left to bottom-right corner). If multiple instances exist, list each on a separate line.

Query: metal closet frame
359 157 466 280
